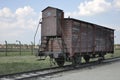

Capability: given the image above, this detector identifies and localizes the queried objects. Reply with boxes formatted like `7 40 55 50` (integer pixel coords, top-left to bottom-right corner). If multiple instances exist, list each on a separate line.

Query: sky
0 0 120 44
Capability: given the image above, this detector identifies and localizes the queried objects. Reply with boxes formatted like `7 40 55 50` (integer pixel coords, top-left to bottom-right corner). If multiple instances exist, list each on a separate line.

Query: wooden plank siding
64 18 114 56
40 7 114 57
44 18 114 56
41 7 64 36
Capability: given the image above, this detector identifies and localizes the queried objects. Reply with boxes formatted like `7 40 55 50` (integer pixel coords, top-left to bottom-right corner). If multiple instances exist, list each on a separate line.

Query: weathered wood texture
65 19 114 56
41 7 114 56
41 7 64 36
41 18 114 56
47 20 72 53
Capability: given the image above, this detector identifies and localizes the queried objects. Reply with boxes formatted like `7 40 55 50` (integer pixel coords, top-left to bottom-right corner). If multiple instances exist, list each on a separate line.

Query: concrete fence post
31 41 34 55
16 40 21 55
5 40 7 56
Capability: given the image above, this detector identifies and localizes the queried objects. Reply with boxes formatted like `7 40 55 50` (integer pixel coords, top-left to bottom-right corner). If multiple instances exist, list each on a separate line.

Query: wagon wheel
83 55 90 63
55 57 65 67
98 53 105 63
72 54 82 66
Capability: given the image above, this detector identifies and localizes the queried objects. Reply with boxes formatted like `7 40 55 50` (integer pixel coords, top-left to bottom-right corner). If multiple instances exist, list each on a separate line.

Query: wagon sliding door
80 23 94 53
87 24 94 53
72 21 81 54
95 26 107 53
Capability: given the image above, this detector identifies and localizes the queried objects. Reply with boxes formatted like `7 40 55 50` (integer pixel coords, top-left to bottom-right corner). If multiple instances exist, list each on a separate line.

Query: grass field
0 55 57 75
0 47 34 56
0 52 32 56
0 49 120 75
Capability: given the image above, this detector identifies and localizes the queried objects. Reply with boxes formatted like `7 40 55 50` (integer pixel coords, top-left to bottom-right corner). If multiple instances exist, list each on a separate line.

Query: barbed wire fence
0 41 39 56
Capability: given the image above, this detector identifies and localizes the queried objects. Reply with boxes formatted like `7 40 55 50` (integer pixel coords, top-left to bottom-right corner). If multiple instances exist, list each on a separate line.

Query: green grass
0 56 56 75
0 49 120 75
0 48 33 56
0 51 33 56
105 49 120 58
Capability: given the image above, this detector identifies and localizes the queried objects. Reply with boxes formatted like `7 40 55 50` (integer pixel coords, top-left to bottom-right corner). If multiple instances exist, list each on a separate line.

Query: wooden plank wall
45 18 114 55
70 19 114 54
41 8 63 36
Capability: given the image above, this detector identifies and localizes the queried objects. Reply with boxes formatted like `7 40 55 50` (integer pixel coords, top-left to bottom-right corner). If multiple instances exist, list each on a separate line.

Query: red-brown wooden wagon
38 7 114 67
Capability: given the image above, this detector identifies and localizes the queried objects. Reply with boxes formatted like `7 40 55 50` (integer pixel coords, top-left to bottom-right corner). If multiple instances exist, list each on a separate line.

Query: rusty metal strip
79 22 82 55
51 39 53 52
72 22 81 56
86 24 88 54
93 25 96 54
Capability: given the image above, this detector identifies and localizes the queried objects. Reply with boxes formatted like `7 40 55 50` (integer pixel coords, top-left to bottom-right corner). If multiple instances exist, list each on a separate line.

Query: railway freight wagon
38 7 114 67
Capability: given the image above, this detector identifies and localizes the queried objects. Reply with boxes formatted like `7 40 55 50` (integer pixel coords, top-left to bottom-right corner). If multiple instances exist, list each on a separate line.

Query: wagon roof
64 18 114 31
42 6 63 12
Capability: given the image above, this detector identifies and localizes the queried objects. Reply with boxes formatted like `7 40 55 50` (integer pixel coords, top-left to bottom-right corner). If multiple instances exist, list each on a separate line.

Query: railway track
0 57 120 80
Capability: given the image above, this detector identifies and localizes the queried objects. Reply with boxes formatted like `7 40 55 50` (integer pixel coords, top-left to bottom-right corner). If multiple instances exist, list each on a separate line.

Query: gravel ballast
47 61 120 80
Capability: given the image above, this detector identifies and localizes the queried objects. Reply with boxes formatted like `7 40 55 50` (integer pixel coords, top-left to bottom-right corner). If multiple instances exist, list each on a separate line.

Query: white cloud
78 0 111 16
15 6 36 18
113 0 120 9
0 6 41 44
65 0 111 17
0 7 14 18
0 6 37 28
65 0 120 17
